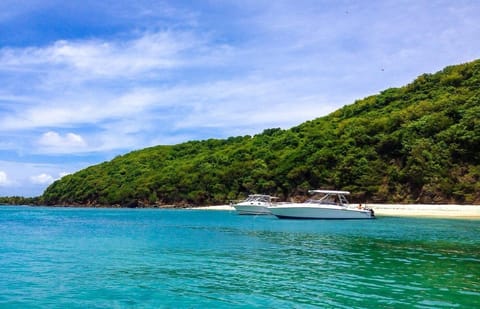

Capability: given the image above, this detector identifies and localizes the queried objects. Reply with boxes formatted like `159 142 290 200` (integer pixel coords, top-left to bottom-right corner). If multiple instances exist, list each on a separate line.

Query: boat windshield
307 193 349 206
245 195 273 203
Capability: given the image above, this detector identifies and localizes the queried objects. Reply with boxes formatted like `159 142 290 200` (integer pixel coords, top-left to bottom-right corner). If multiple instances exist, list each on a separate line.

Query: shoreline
193 204 480 219
3 204 479 219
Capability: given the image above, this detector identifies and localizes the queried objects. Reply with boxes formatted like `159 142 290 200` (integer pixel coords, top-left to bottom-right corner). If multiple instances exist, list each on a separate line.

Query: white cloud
30 173 55 185
0 87 164 131
0 160 90 196
37 131 87 153
58 172 71 178
0 31 209 79
0 171 11 186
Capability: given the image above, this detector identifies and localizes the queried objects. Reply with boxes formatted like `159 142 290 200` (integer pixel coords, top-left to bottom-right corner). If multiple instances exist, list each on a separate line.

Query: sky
0 0 479 197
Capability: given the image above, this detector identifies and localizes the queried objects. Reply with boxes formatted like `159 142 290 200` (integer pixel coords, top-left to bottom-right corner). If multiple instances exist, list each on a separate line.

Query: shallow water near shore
1 206 479 308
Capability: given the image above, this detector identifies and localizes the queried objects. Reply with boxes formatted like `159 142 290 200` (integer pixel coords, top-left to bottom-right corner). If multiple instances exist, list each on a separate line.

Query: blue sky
0 0 479 197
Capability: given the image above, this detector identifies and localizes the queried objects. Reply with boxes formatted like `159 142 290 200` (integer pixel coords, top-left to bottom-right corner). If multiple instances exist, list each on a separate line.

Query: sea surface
0 206 479 308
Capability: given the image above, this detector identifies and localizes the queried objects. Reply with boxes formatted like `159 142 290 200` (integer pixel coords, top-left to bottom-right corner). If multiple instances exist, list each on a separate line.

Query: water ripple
0 207 479 308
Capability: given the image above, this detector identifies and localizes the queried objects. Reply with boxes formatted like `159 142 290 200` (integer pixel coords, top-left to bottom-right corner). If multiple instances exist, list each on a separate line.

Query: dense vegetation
41 60 480 206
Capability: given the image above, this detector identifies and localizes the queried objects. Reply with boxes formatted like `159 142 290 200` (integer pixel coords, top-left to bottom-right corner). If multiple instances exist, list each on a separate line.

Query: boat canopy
245 194 279 202
247 194 279 199
307 190 350 206
308 190 350 195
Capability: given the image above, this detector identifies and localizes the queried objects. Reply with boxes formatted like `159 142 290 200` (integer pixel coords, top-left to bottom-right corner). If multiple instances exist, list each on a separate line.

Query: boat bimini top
307 190 350 206
245 194 278 203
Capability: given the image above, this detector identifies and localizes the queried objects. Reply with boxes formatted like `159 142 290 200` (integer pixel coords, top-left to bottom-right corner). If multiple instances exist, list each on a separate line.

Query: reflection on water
251 221 479 306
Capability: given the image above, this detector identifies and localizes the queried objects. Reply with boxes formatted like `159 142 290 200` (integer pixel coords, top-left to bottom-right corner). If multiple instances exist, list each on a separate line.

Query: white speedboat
268 190 375 219
232 194 278 215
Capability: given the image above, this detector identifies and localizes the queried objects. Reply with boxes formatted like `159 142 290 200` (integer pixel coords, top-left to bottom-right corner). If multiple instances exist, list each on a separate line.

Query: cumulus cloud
30 173 55 185
28 168 76 185
28 171 71 188
58 172 71 178
0 160 88 196
39 131 87 148
35 131 88 154
0 170 11 186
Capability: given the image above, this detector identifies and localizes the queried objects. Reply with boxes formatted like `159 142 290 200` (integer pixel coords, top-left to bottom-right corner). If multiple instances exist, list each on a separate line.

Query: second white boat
232 194 278 215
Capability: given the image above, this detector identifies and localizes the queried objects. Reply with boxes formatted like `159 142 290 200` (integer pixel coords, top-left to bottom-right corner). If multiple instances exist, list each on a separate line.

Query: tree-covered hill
42 59 480 206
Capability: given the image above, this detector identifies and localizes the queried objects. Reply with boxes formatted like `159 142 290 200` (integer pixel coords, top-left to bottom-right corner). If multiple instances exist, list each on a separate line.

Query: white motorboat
268 190 375 219
232 194 278 215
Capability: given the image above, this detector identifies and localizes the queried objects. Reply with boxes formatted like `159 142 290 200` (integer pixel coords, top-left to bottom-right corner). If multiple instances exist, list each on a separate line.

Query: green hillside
42 60 480 206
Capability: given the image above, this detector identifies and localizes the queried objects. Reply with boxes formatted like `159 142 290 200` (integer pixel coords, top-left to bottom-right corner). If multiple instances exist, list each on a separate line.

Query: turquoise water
0 206 479 308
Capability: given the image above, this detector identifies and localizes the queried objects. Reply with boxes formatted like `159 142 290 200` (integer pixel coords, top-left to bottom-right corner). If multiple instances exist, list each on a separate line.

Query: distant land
1 59 479 207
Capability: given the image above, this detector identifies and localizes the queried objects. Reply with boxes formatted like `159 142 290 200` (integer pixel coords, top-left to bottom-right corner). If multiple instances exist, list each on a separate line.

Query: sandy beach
365 204 480 218
193 204 480 219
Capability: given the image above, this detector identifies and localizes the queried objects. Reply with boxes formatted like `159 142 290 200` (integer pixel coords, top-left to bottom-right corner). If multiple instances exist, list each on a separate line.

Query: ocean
0 206 479 308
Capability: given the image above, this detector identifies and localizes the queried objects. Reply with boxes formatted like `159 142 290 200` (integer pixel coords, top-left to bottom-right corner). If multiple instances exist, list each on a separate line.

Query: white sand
365 204 480 218
192 203 480 219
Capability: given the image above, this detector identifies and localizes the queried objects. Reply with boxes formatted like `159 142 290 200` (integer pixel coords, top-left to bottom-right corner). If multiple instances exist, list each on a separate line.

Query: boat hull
268 204 374 219
233 204 271 215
